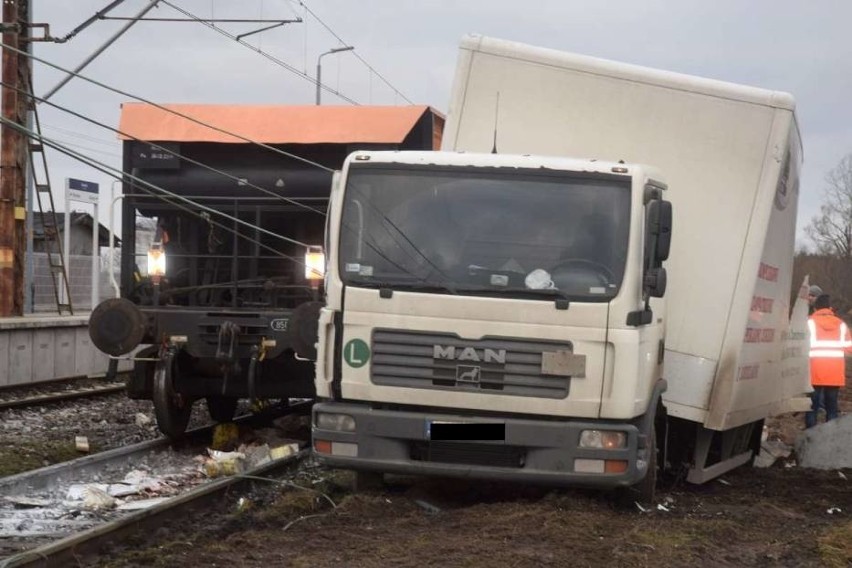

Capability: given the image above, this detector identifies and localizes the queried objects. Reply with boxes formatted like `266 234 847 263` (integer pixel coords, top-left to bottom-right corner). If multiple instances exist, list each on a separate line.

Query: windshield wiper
352 280 458 295
454 285 572 307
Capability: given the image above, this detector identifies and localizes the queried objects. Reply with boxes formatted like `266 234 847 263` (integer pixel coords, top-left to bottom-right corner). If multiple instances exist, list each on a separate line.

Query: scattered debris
414 499 441 514
236 497 253 513
116 497 170 511
203 448 246 478
75 436 90 453
634 502 649 513
212 422 240 451
754 440 794 468
135 413 152 427
827 507 842 515
270 443 300 461
243 444 272 469
4 496 51 508
839 471 847 480
656 504 670 512
717 478 731 486
67 484 108 500
82 486 116 511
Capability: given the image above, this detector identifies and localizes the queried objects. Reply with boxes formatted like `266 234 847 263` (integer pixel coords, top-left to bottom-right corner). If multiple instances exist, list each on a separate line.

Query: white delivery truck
312 35 811 501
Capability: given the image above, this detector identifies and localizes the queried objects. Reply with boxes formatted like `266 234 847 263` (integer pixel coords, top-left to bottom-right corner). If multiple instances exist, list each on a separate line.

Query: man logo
433 345 506 364
456 365 481 385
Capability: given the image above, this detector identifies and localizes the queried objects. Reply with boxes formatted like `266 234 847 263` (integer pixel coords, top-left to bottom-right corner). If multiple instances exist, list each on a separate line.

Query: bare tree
805 154 852 258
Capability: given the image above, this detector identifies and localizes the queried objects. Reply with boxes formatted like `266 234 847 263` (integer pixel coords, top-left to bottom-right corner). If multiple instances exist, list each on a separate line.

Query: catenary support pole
0 0 28 316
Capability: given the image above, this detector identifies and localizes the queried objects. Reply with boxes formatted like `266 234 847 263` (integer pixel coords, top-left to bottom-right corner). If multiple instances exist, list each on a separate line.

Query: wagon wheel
153 348 193 439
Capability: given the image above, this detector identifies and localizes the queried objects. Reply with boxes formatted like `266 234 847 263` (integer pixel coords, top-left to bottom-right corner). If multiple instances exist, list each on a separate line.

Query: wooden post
0 0 27 316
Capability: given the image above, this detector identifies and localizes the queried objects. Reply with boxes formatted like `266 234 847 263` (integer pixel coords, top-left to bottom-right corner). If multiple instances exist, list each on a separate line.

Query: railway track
0 378 127 411
0 402 311 567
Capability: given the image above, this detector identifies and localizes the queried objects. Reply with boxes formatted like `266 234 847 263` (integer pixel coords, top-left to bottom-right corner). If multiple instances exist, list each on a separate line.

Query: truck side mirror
646 200 672 263
645 267 667 298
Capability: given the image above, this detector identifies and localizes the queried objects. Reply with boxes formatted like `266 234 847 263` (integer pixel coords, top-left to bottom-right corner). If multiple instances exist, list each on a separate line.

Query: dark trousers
805 386 840 428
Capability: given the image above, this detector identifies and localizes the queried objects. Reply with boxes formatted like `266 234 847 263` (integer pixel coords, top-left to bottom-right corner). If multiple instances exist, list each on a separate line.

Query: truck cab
313 150 671 496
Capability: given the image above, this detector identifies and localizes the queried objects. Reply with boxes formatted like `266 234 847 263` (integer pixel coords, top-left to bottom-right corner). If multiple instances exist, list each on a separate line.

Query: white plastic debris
82 486 116 510
656 504 670 512
116 497 169 511
838 471 847 480
75 436 90 453
67 483 108 500
717 478 731 486
634 502 649 513
122 469 164 492
4 496 51 508
242 444 272 469
107 483 141 498
827 507 842 515
135 413 152 427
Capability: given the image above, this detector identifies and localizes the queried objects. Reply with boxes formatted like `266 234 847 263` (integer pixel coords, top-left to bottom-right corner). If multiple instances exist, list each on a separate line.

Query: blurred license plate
427 421 505 441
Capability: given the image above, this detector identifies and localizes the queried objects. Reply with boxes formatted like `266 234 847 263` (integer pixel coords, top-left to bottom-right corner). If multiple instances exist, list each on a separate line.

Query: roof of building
33 212 118 247
118 104 444 145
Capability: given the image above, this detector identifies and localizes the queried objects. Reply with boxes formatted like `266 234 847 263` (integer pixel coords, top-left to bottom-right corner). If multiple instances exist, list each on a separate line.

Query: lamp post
316 46 354 105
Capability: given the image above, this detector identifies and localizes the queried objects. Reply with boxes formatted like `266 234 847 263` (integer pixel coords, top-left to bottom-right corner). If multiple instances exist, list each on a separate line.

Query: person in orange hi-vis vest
805 294 852 428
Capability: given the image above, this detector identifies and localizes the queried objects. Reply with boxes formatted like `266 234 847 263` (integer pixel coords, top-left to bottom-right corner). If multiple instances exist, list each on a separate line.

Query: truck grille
371 330 572 398
410 441 526 468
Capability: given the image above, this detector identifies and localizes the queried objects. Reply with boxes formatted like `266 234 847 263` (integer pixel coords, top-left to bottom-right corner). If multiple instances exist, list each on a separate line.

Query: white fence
31 252 117 313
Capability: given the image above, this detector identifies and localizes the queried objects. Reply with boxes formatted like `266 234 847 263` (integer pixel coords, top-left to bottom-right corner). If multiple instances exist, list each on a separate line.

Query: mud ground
95 394 852 568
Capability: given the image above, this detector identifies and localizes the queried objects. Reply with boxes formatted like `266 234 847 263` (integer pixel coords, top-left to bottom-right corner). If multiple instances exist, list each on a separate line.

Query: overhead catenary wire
159 0 360 106
0 115 314 255
6 81 326 216
296 0 413 105
41 123 121 148
0 41 335 174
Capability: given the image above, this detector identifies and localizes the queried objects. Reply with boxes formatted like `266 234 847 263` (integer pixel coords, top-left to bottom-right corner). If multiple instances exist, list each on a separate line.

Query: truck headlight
315 412 355 432
305 246 325 280
579 429 626 449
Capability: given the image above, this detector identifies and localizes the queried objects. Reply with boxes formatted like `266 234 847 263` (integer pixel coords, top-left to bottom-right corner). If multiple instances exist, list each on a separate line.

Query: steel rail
0 450 308 567
0 383 126 411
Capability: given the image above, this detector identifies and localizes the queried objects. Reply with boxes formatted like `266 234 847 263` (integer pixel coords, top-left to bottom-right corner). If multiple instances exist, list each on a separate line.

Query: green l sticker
343 339 370 368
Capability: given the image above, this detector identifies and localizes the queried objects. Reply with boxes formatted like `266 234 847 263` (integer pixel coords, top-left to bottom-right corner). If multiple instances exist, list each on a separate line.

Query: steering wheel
548 258 614 286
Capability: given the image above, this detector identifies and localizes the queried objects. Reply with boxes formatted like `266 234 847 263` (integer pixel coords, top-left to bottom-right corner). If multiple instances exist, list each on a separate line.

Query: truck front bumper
312 402 650 488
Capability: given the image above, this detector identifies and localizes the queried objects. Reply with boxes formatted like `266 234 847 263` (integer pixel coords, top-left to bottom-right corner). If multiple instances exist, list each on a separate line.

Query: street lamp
316 46 354 105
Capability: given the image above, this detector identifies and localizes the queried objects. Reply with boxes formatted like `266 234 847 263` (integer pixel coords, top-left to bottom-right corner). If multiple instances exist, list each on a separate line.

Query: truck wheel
153 350 193 439
206 396 239 423
354 471 384 492
615 423 658 509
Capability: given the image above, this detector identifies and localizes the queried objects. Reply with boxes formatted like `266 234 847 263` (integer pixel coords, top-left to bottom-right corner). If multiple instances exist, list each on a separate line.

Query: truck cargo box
442 35 810 430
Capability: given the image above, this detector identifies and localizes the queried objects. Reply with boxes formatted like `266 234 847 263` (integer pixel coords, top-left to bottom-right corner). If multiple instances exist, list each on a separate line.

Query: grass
0 440 83 476
818 521 852 567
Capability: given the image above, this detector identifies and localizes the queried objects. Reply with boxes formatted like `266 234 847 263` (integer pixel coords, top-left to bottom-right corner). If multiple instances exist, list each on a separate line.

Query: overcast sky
28 0 852 248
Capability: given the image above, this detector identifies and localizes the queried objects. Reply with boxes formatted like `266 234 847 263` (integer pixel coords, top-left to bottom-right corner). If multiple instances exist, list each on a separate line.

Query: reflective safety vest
808 310 852 387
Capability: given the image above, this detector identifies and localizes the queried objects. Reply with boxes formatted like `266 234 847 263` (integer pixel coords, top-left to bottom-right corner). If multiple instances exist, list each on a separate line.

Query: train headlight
147 243 166 278
305 246 325 280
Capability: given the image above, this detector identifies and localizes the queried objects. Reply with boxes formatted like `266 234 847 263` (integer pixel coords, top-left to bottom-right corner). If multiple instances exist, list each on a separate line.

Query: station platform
0 313 131 387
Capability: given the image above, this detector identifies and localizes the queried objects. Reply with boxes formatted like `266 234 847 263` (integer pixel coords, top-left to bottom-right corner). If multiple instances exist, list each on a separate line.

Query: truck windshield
339 164 631 302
